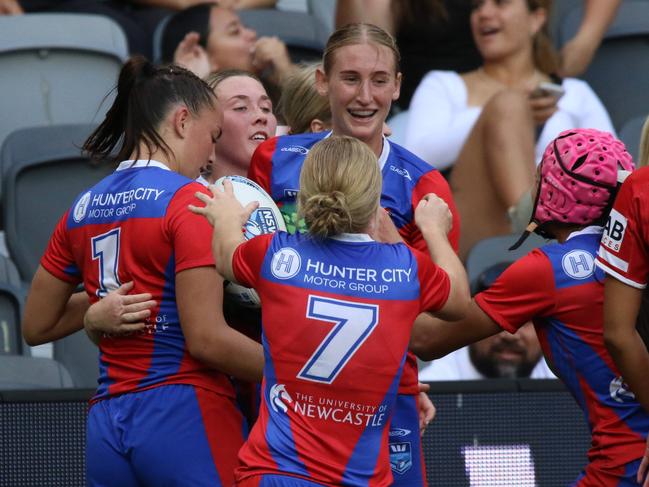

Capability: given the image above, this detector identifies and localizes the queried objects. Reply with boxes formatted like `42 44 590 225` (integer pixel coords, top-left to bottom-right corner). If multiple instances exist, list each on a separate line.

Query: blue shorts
388 394 425 486
86 384 247 486
572 459 643 487
237 474 327 487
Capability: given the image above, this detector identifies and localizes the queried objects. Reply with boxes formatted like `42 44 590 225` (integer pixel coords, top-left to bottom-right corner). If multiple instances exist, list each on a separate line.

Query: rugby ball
214 175 286 308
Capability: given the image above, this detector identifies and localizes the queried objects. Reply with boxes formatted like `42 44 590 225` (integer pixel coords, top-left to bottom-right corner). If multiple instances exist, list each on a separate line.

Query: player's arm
413 171 461 253
83 282 156 346
411 250 554 360
177 266 263 382
189 179 258 282
414 193 469 320
410 302 502 361
22 266 84 345
603 277 649 413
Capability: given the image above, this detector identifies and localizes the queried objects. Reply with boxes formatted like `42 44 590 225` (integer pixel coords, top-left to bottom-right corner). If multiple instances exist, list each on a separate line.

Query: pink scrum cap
510 128 634 249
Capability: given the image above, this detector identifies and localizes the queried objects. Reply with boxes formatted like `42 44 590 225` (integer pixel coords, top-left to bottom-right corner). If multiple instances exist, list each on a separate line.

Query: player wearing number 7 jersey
22 57 264 486
191 136 469 486
248 23 460 485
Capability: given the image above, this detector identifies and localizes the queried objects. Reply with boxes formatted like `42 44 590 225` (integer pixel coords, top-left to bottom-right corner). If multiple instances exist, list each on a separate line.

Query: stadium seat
0 355 74 389
0 255 25 356
465 233 549 295
151 13 172 63
0 13 128 150
238 9 326 63
557 1 649 132
619 114 648 164
1 124 113 282
53 330 99 389
306 0 335 43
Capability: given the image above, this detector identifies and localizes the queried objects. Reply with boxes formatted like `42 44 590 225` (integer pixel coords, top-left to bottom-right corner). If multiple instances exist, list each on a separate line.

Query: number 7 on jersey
298 295 379 384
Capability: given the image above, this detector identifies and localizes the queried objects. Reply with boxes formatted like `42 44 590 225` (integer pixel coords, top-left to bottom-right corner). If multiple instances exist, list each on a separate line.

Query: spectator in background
419 263 555 381
419 322 554 381
334 0 621 111
405 0 615 261
411 128 649 487
161 2 294 103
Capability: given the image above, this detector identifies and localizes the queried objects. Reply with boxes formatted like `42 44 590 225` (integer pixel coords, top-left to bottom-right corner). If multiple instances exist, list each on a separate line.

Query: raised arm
334 0 395 34
414 193 470 320
559 0 622 77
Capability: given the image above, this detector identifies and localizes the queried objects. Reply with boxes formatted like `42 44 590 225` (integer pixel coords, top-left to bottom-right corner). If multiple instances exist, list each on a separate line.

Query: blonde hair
639 115 649 168
323 23 400 75
278 62 330 134
298 136 382 239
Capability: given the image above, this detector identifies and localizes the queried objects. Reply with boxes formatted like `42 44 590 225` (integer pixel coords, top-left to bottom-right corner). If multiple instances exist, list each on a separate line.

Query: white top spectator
405 70 615 171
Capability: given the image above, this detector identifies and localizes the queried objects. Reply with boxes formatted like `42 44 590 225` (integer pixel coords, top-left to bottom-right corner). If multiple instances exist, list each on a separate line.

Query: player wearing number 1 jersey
191 137 469 486
22 57 264 487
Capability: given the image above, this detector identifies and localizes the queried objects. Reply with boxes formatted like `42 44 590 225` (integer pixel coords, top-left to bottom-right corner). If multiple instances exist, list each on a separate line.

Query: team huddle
19 20 649 487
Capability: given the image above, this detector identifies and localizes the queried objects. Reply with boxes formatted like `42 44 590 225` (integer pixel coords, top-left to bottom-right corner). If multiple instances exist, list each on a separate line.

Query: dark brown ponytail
83 55 215 163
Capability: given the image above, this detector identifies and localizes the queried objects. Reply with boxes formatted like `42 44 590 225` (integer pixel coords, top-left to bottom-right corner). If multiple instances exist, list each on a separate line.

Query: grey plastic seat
619 114 648 164
465 233 549 295
0 13 128 150
557 1 649 132
0 355 74 389
151 13 172 63
0 254 25 356
53 330 99 389
238 9 326 63
306 0 335 44
1 124 113 282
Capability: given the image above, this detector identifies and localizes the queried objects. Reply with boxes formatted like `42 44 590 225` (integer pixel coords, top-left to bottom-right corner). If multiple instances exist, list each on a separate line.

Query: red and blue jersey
596 166 649 289
41 160 235 401
232 231 450 486
476 228 649 477
248 131 460 394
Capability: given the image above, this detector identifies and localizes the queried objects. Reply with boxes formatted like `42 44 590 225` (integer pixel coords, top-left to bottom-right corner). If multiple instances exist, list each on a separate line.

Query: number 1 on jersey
92 228 122 298
298 296 379 384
